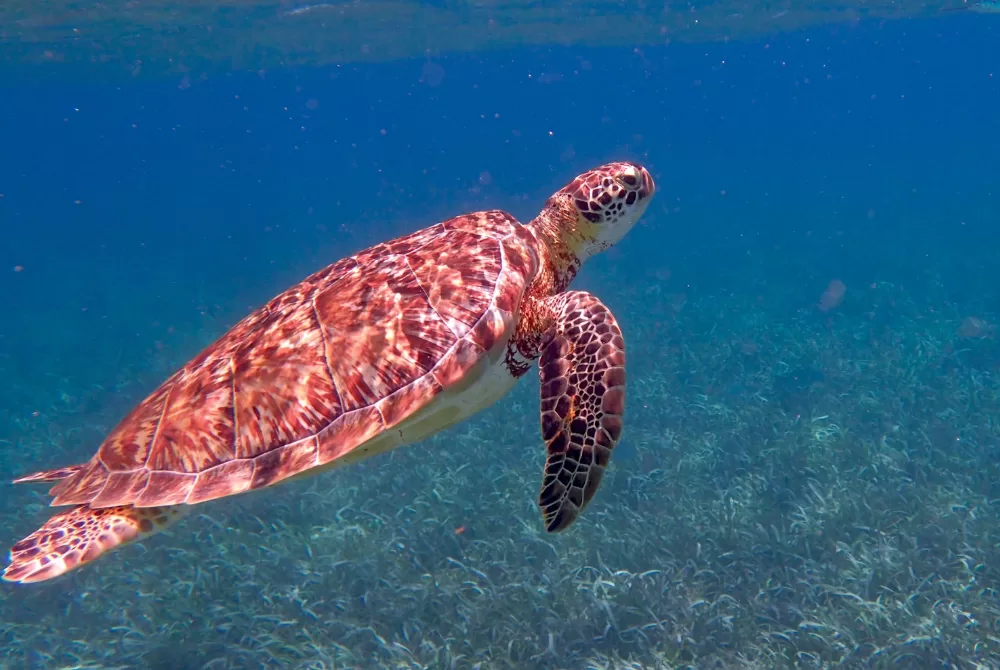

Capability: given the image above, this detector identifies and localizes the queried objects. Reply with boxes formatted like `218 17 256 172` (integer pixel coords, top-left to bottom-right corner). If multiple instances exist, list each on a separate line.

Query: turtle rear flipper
537 291 626 532
3 504 183 584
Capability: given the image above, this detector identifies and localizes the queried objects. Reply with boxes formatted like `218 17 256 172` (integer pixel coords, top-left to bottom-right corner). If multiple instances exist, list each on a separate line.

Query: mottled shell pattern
47 210 539 510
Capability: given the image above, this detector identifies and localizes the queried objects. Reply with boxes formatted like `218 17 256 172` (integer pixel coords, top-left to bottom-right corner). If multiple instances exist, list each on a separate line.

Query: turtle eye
618 165 640 188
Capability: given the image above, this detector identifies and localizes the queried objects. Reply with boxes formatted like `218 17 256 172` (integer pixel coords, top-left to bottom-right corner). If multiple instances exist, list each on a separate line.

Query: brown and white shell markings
4 162 655 584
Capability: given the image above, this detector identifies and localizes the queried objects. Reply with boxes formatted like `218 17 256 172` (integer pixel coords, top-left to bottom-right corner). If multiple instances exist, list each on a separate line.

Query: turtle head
539 162 655 262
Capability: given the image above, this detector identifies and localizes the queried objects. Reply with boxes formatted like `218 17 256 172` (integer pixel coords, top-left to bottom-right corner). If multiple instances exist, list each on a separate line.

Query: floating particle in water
818 279 846 312
13 265 24 272
959 316 995 339
420 61 446 87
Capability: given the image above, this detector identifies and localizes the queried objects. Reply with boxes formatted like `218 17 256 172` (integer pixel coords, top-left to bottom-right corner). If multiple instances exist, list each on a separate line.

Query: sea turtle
4 161 655 584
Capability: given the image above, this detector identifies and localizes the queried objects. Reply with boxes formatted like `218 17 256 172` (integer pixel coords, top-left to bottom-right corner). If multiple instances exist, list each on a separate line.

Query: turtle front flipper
4 504 184 584
536 291 625 532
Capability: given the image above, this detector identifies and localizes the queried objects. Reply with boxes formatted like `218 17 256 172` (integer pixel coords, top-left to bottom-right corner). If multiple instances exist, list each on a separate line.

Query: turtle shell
49 210 538 508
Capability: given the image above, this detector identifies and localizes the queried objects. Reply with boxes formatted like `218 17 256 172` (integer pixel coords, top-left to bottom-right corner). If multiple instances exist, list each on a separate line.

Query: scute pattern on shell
50 210 531 509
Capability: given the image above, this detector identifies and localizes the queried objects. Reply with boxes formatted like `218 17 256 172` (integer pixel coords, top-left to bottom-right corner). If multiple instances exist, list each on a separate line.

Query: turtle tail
4 504 184 584
12 463 87 484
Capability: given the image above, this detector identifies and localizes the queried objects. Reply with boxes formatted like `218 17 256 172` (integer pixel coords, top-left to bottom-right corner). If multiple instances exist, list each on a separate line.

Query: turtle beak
640 167 655 197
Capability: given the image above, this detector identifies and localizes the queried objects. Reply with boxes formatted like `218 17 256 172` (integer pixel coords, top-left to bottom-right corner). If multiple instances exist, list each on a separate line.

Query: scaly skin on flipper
536 291 626 532
5 466 184 583
4 504 183 584
505 162 651 531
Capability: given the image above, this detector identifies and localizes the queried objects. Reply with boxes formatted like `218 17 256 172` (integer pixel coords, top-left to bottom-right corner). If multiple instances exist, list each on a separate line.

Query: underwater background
1 2 999 668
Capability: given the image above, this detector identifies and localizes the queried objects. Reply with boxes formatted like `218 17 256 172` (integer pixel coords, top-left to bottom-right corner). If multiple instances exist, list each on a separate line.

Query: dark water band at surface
0 0 988 78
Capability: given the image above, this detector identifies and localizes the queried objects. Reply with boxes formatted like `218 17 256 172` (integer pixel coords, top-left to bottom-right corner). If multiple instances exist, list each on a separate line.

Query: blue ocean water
0 7 998 668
